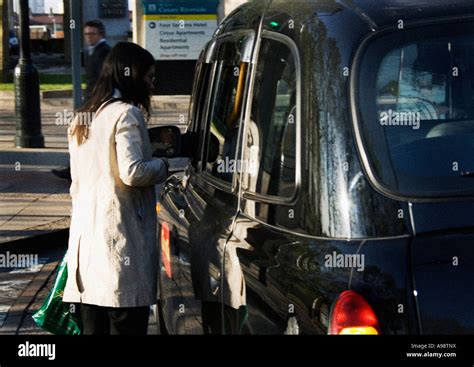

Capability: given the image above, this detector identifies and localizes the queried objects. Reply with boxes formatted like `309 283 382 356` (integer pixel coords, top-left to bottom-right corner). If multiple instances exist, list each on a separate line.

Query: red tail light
160 222 172 278
329 290 381 335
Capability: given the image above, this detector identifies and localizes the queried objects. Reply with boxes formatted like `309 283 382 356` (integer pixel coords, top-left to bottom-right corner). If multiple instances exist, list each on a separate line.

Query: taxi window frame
241 30 302 206
198 30 256 194
190 48 215 169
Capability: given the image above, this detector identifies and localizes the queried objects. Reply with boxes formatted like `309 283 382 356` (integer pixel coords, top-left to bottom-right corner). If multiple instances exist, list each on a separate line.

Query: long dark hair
71 42 155 145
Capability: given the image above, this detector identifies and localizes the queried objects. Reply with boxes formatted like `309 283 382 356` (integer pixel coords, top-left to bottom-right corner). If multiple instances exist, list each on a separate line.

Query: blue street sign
142 0 220 15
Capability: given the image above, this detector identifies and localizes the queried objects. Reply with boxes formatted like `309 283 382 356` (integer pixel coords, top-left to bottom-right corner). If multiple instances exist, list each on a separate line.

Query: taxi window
243 35 299 201
204 37 250 184
357 23 474 197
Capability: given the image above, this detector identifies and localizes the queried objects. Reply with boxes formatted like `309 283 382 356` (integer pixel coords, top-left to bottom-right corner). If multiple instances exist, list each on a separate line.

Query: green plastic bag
32 253 82 335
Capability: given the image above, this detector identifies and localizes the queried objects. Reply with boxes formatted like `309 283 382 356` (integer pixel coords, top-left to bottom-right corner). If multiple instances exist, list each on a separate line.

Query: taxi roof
259 0 474 30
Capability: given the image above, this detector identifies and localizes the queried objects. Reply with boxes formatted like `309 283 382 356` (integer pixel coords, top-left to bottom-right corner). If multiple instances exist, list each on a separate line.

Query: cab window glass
358 23 474 196
204 38 249 183
192 61 212 163
243 37 297 199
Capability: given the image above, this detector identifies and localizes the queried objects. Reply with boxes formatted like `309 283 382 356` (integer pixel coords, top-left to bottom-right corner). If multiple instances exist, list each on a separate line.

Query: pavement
0 148 71 244
0 235 159 335
0 92 189 335
0 244 64 335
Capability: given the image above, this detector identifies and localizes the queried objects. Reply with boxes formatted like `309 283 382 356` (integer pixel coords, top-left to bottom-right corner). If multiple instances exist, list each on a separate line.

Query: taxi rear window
357 22 474 198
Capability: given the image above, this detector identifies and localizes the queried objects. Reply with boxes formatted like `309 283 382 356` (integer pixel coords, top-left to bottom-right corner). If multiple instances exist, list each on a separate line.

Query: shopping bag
32 253 82 335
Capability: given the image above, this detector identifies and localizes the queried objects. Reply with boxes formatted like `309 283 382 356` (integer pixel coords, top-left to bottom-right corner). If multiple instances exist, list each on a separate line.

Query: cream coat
63 97 167 307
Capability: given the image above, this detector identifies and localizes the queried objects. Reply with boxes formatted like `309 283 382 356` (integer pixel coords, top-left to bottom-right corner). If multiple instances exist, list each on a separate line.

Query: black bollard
14 0 44 148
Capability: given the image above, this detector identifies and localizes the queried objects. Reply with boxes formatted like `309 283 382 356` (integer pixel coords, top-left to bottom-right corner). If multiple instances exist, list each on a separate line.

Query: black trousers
80 303 150 335
201 301 249 335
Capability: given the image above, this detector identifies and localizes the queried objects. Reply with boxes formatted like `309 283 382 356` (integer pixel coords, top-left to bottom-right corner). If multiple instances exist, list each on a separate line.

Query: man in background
82 19 111 101
53 20 111 180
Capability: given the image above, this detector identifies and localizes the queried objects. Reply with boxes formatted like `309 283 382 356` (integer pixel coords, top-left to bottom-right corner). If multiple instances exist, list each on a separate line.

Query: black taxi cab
151 0 474 334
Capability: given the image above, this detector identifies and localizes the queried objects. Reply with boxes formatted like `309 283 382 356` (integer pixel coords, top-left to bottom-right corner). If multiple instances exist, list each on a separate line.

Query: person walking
63 42 168 335
82 19 111 101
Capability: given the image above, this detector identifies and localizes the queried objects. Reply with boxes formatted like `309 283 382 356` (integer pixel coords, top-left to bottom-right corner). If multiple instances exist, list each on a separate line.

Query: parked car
9 30 18 55
152 0 474 334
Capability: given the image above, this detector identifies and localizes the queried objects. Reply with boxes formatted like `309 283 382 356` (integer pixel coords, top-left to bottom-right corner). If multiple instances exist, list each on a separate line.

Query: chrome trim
408 202 416 236
200 171 234 193
239 211 412 242
204 39 218 64
197 61 218 175
241 30 302 206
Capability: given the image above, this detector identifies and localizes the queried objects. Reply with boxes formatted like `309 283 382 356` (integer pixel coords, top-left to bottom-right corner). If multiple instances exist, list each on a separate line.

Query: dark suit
84 40 111 101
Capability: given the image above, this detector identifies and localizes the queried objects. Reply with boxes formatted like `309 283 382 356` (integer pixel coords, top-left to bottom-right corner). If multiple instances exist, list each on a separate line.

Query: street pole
70 0 82 109
1 0 10 83
14 0 44 148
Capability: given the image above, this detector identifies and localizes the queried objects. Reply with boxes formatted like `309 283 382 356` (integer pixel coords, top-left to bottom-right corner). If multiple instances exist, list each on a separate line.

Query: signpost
142 0 219 61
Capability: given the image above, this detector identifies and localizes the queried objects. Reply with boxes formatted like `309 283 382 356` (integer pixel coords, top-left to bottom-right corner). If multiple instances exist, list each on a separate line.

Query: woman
63 42 169 335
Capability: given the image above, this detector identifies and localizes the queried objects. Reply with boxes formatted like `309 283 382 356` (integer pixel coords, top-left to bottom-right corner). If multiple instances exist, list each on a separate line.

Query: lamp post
14 0 44 148
70 0 82 109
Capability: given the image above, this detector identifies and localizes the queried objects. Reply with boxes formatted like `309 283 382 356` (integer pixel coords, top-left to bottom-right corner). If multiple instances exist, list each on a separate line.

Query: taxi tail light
329 290 381 335
160 222 172 278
